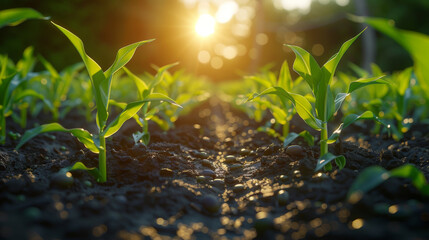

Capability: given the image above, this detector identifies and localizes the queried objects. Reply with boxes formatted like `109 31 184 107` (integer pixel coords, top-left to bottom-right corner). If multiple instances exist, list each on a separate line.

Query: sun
195 14 215 37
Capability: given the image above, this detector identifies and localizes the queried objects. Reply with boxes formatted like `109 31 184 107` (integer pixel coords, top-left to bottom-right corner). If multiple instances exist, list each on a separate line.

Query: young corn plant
250 60 314 147
340 64 417 140
0 53 48 144
152 69 210 131
355 16 429 123
32 56 84 121
250 29 388 171
16 22 179 182
115 63 178 146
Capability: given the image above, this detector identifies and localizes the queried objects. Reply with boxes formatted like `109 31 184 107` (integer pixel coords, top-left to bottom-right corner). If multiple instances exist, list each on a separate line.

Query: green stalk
0 114 5 144
143 118 148 135
282 121 289 138
98 135 107 182
19 106 27 128
320 122 328 156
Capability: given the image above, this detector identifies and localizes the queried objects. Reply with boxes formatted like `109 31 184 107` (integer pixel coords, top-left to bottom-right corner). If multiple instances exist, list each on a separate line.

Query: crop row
1 8 428 198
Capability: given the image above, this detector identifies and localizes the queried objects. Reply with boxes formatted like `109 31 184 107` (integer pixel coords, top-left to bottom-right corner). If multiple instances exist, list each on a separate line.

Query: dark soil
1 97 428 240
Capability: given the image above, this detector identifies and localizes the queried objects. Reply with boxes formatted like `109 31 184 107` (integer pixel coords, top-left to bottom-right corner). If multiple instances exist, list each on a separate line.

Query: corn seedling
16 22 180 182
250 29 389 171
114 63 179 146
249 61 314 147
153 69 210 131
32 56 84 121
0 51 49 144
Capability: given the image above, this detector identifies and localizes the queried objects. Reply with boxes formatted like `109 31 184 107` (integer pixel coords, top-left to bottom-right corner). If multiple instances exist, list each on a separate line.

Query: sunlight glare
216 1 239 23
196 14 215 37
274 0 312 13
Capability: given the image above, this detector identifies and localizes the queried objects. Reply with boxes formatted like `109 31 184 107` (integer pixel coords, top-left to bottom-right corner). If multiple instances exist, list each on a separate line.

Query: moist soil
0 97 428 240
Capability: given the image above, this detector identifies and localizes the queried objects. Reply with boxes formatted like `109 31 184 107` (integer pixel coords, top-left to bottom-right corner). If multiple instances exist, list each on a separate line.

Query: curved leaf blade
103 94 181 138
63 162 101 181
347 75 388 93
0 8 49 28
278 60 292 91
322 29 365 84
149 62 179 90
283 130 314 147
334 92 349 115
123 67 148 98
390 164 429 193
328 111 380 144
255 87 322 130
357 17 429 98
286 45 321 90
104 39 155 79
347 166 389 203
315 152 345 171
16 123 99 153
347 164 429 204
51 21 108 129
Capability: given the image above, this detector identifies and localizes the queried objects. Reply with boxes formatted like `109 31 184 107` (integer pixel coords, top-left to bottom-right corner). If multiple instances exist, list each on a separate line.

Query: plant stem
0 114 5 145
20 106 27 129
282 121 289 138
320 122 328 156
99 136 107 182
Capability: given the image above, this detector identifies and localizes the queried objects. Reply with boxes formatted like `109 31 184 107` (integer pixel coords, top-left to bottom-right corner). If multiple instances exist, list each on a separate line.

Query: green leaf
102 94 181 138
0 72 16 107
326 87 336 121
347 164 429 204
328 111 380 144
347 166 389 202
394 67 413 96
269 104 287 125
0 8 49 28
359 17 429 98
63 162 102 181
148 63 179 91
335 155 346 170
253 87 322 130
109 99 142 127
123 67 148 98
287 45 321 90
278 60 292 91
38 55 59 79
315 152 345 171
104 40 155 79
283 130 314 147
51 22 108 129
347 76 388 93
16 123 99 153
315 29 364 121
390 164 429 193
322 29 365 85
334 92 349 114
132 131 150 145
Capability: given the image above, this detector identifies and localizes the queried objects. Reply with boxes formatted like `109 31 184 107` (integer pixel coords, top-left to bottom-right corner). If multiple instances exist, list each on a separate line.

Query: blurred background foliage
1 0 429 81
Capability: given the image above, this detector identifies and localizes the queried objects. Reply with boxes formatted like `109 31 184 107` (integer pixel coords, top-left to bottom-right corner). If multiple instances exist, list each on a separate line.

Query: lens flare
195 14 215 37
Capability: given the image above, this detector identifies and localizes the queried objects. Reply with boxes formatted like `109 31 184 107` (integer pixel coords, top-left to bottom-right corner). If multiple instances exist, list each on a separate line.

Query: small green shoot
120 63 179 146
